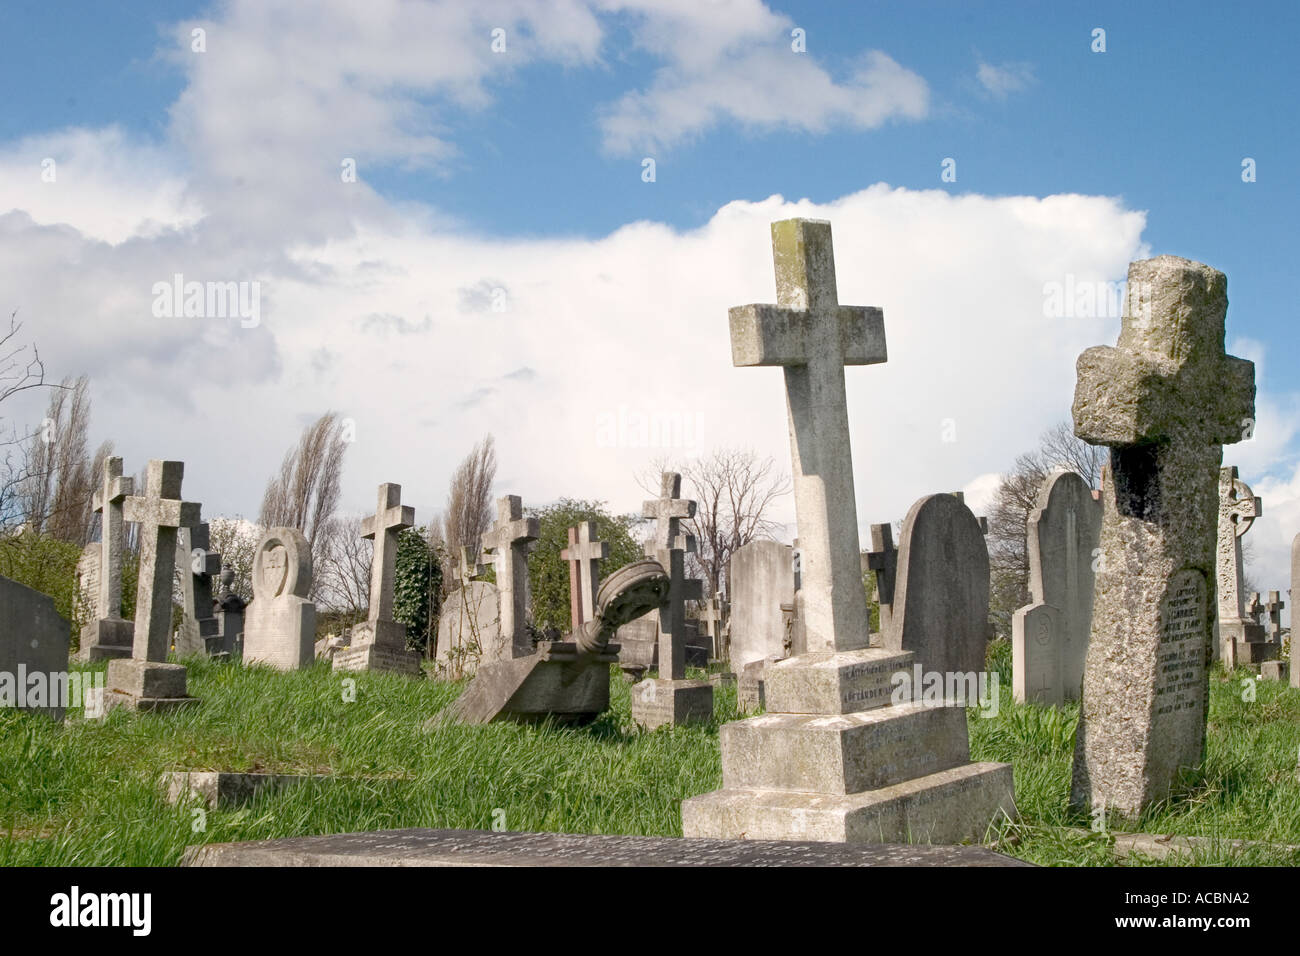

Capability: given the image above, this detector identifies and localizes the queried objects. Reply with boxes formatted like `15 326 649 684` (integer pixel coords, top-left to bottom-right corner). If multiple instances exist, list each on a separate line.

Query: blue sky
1 0 1296 590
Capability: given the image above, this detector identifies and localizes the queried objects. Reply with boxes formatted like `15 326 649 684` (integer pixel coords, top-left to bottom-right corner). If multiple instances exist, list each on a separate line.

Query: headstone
76 456 135 661
333 483 422 676
863 523 897 639
697 593 728 661
107 460 202 713
1292 532 1300 690
1069 255 1256 818
173 523 221 658
434 580 500 678
1011 470 1102 705
477 495 540 660
631 473 711 729
212 568 246 657
1265 590 1284 644
683 219 1014 844
561 521 607 630
614 611 658 680
727 539 795 671
885 493 990 678
1213 466 1264 663
243 527 316 670
0 574 72 720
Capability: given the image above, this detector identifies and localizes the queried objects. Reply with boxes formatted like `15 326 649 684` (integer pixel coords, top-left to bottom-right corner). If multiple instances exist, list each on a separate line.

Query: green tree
394 526 441 653
0 531 85 637
526 499 642 633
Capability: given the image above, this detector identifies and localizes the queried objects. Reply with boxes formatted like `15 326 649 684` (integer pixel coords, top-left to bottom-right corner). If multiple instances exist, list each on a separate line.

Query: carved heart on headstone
259 544 288 598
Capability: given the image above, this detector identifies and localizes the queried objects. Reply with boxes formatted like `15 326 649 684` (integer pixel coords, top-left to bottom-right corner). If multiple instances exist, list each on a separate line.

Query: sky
1 0 1296 600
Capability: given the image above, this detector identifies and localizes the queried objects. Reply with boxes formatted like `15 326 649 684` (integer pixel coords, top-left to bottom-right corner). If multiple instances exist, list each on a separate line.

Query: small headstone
1011 470 1102 705
1070 255 1256 818
434 580 500 677
333 483 422 676
243 527 316 670
76 456 135 661
727 539 795 672
885 493 990 678
0 574 72 720
173 523 222 658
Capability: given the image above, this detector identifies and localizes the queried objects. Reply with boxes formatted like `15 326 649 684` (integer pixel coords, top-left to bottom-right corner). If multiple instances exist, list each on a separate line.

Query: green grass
2 656 1298 865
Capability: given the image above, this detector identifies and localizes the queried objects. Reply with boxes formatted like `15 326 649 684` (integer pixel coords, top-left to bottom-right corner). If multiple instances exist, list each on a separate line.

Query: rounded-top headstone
252 527 312 601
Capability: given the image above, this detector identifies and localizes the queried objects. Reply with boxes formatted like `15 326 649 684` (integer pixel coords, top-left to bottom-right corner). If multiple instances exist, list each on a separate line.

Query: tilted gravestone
631 473 712 729
243 527 316 670
106 460 202 713
174 523 222 658
333 483 422 676
1214 466 1264 665
76 456 135 661
885 493 990 679
434 580 500 678
728 539 795 672
1069 256 1255 818
1012 470 1102 705
0 574 72 720
683 219 1014 844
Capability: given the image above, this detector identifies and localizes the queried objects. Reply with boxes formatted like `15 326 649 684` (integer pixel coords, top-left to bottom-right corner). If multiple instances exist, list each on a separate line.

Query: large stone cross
90 456 133 621
1215 465 1261 632
863 523 897 639
730 219 885 653
123 460 202 661
361 482 413 625
1070 255 1255 816
643 473 696 555
479 495 539 656
561 521 607 629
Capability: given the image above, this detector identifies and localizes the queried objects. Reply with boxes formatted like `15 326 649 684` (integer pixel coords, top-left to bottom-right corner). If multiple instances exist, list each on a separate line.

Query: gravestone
697 593 728 661
1069 256 1255 818
333 483 422 676
683 219 1014 844
76 456 135 661
1293 532 1300 690
434 580 500 678
863 523 897 640
1012 470 1102 705
212 568 246 656
173 523 221 658
631 473 712 729
243 528 316 670
561 521 607 631
106 460 201 713
614 611 658 680
0 574 72 720
1214 466 1263 664
1265 591 1284 644
885 493 990 678
728 539 795 672
477 495 540 660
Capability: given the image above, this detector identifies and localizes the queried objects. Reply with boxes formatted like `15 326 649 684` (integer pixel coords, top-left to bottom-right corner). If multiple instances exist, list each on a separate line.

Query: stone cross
123 460 202 662
643 472 696 555
90 456 133 622
479 495 540 657
1265 590 1284 643
361 482 413 627
456 545 488 589
1214 465 1262 659
697 592 728 659
175 523 222 655
863 523 897 638
561 521 607 629
728 218 885 653
1245 591 1263 625
1069 255 1255 818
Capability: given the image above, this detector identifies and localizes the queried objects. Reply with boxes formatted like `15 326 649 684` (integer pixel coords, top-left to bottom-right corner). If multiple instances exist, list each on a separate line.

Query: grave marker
243 527 316 670
174 523 221 658
1214 466 1263 663
76 457 135 661
478 495 540 660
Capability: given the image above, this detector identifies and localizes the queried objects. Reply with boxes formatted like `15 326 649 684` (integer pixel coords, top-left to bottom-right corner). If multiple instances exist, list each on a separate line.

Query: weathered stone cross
1070 255 1255 816
479 495 539 657
361 482 413 627
1265 590 1285 642
1216 465 1261 631
863 522 898 638
90 456 133 622
730 218 885 652
561 521 607 629
643 472 696 555
642 471 704 679
123 460 202 661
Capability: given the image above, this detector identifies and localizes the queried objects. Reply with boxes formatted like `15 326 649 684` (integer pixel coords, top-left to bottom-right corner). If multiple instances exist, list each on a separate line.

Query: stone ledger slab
183 827 1032 867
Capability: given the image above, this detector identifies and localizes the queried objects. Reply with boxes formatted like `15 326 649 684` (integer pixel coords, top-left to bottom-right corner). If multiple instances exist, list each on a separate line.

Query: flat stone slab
163 772 317 809
182 827 1031 867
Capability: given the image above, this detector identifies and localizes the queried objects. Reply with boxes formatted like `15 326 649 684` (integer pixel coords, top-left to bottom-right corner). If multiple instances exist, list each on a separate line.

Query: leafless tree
314 514 371 617
16 376 104 545
440 434 496 588
258 412 348 557
642 448 791 600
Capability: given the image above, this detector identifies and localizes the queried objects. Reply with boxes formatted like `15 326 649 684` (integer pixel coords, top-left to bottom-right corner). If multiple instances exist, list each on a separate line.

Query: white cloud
975 60 1035 99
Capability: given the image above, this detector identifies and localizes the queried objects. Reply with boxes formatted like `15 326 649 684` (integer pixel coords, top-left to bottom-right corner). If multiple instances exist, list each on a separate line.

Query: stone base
630 679 713 729
764 647 913 715
737 657 778 713
332 641 423 677
103 659 198 715
75 618 134 662
1260 660 1288 682
163 771 314 809
682 761 1016 844
1235 640 1279 665
444 642 619 725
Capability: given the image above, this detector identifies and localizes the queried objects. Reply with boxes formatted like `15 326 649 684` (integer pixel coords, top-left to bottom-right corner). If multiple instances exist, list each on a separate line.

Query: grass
2 654 1298 866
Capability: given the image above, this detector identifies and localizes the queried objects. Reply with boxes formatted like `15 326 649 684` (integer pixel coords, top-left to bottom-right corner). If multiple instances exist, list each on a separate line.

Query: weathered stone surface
728 539 795 672
477 494 539 661
614 610 658 676
1070 255 1255 818
630 678 712 729
561 521 606 631
183 827 1032 867
1260 660 1287 682
434 580 500 678
1213 466 1264 661
76 457 135 661
163 771 314 809
737 657 776 713
886 494 990 678
243 527 316 670
1012 470 1101 705
173 523 221 658
212 568 245 657
764 647 911 715
105 659 197 713
643 474 703 681
863 523 897 639
0 574 72 720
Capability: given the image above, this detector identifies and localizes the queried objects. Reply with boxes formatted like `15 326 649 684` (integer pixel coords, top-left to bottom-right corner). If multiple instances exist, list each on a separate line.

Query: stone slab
727 539 796 671
163 771 315 809
443 642 619 725
763 647 913 715
682 761 1016 845
630 678 713 729
1260 660 1287 682
182 827 1031 867
332 642 423 677
107 658 188 699
75 617 134 662
0 574 71 720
